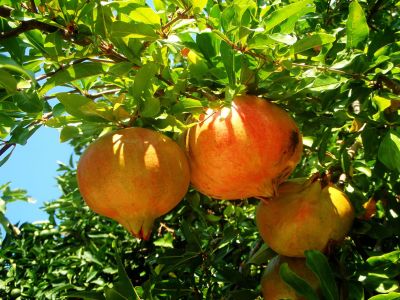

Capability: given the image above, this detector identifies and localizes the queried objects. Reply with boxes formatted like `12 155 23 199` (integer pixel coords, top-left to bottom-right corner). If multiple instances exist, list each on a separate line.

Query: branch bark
0 5 91 45
377 75 400 95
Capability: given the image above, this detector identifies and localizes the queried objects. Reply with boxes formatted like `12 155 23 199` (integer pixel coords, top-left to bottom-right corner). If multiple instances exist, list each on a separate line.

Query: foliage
0 0 399 299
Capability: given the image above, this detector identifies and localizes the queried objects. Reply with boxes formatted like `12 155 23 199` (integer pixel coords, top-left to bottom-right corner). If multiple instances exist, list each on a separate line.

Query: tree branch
0 5 91 46
29 0 38 13
377 75 400 95
0 5 12 18
161 6 192 35
0 142 15 157
35 58 88 81
367 0 384 24
0 19 58 40
86 89 121 99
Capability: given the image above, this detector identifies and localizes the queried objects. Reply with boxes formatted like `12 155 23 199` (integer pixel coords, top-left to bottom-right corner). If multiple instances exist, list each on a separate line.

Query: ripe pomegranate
185 95 302 200
77 127 190 240
256 174 354 257
261 255 320 300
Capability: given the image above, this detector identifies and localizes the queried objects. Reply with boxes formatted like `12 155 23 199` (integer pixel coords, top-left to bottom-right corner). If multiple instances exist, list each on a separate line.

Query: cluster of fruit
76 95 354 299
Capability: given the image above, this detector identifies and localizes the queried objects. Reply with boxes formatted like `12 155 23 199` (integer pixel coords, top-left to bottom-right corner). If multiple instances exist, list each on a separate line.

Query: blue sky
1 126 73 225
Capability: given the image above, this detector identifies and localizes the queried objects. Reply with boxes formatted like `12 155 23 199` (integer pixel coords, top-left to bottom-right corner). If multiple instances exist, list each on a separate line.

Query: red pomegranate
77 127 190 240
185 95 303 200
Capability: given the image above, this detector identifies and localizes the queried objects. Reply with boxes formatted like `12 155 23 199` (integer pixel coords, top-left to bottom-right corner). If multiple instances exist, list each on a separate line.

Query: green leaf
129 7 160 26
40 63 107 96
171 98 204 114
25 30 48 55
279 263 319 300
131 62 158 100
347 0 369 49
264 0 314 32
347 282 365 300
197 33 219 60
60 125 80 142
13 92 43 113
65 291 106 300
187 51 208 80
105 256 138 300
318 128 331 164
109 62 135 76
9 123 41 145
0 56 35 83
190 0 207 14
221 41 236 87
369 292 400 300
378 130 400 172
373 95 391 112
373 42 400 59
305 250 339 300
364 274 399 293
0 198 5 214
111 21 159 40
45 116 78 128
367 251 400 267
293 33 336 54
153 232 174 248
0 145 15 167
140 96 160 117
0 69 17 93
95 2 112 38
56 93 110 122
246 243 277 266
268 33 297 45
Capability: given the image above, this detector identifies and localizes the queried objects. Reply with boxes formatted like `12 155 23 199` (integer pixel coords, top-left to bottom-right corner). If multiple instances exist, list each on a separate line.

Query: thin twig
30 0 38 13
86 89 120 99
161 6 192 34
0 142 16 157
291 62 367 80
35 58 88 81
367 0 384 24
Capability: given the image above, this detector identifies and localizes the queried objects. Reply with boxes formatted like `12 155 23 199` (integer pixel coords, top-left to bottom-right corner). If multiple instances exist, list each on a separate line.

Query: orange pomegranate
256 174 354 257
185 95 303 200
261 255 320 300
77 127 190 240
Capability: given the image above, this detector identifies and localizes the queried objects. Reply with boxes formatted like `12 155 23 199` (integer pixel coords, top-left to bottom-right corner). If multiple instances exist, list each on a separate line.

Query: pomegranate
256 174 354 257
185 95 303 200
261 255 320 300
77 127 190 240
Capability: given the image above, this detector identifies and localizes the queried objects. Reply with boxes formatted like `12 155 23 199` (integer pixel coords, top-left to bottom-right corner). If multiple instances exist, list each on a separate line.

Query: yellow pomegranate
256 174 354 257
185 95 302 200
77 127 190 240
261 255 320 300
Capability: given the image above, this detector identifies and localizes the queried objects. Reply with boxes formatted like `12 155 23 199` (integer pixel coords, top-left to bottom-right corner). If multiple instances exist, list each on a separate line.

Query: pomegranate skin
261 256 320 300
185 95 303 200
256 176 355 257
77 127 190 239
